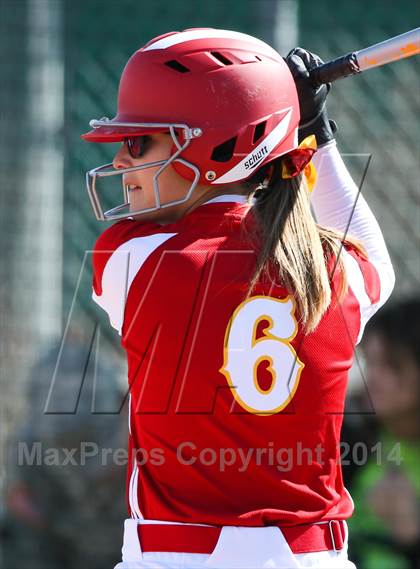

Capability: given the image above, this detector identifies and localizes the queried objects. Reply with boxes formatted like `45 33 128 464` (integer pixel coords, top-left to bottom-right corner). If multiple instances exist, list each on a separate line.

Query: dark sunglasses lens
126 137 144 158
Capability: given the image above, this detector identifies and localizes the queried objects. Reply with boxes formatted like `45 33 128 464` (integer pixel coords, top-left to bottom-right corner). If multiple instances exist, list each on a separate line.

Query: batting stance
82 29 395 569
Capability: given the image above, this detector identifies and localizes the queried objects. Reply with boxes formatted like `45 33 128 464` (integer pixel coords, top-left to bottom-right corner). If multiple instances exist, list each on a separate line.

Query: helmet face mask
82 28 300 221
86 122 201 221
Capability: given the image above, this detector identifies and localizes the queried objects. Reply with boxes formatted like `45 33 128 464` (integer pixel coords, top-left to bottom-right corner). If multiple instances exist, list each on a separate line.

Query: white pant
113 519 357 569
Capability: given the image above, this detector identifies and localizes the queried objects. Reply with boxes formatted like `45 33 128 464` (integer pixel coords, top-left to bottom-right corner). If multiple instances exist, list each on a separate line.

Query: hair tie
281 135 318 192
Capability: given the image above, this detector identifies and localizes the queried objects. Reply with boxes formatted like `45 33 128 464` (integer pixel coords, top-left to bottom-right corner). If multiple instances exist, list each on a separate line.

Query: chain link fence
300 2 419 295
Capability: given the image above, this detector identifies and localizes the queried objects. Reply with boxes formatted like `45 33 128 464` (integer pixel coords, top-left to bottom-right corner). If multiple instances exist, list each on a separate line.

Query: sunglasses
124 135 151 159
124 131 174 159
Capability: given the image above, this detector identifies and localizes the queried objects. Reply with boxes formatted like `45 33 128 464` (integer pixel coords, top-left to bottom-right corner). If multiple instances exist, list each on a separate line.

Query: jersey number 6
220 296 304 416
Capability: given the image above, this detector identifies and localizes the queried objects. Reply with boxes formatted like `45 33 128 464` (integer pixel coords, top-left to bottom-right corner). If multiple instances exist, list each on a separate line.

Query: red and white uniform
92 142 394 567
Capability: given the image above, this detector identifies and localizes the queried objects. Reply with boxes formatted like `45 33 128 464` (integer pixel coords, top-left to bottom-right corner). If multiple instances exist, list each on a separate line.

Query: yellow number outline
219 295 304 416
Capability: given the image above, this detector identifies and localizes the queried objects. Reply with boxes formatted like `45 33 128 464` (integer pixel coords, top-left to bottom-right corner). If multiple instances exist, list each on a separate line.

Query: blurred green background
0 1 419 568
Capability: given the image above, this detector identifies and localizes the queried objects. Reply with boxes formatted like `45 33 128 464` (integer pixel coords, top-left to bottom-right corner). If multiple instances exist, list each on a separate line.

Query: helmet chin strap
85 126 201 221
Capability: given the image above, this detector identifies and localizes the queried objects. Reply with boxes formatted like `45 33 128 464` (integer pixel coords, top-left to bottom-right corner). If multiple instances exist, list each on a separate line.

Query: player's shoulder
92 219 181 332
338 239 385 344
93 219 162 253
92 219 172 298
341 240 380 305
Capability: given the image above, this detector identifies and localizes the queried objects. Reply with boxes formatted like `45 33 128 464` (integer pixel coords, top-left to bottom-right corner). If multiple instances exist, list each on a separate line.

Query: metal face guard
85 122 202 221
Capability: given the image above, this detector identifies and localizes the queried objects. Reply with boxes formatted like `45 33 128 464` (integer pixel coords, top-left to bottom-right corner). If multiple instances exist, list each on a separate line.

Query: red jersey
92 196 381 527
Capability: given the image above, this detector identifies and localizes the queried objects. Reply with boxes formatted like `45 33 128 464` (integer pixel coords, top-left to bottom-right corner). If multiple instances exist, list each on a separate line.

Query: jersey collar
203 194 249 205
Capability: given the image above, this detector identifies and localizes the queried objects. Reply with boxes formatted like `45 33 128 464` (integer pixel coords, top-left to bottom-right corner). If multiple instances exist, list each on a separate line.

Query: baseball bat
309 27 420 87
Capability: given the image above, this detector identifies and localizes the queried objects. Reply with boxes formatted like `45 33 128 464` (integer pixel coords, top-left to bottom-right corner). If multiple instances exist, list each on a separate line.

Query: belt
137 519 346 555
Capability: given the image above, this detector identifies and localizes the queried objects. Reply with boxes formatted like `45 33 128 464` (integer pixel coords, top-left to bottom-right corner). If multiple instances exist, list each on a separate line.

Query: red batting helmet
82 28 300 221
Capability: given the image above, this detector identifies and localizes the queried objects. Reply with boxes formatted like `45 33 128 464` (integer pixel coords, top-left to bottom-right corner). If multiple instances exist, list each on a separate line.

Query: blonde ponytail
243 160 367 333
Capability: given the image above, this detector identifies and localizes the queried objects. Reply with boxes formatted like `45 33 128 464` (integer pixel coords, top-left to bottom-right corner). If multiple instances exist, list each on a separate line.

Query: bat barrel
356 27 420 71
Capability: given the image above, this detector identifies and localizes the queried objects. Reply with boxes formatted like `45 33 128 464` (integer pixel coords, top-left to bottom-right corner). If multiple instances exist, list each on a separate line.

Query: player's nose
113 143 132 169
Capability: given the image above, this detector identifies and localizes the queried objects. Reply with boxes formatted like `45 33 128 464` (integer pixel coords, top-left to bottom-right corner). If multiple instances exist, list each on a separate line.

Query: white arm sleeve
311 141 395 336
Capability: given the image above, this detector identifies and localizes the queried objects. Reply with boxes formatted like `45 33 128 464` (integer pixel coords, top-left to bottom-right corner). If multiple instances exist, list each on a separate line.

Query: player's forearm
311 140 395 304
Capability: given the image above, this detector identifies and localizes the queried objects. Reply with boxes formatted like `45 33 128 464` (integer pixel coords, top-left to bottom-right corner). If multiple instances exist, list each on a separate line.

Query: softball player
82 29 395 569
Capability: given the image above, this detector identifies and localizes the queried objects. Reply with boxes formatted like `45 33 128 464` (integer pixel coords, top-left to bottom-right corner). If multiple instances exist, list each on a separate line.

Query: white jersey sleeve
91 220 175 334
311 140 395 340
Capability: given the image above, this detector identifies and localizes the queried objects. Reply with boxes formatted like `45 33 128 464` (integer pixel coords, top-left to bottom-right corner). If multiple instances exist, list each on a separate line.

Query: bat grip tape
309 53 360 87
